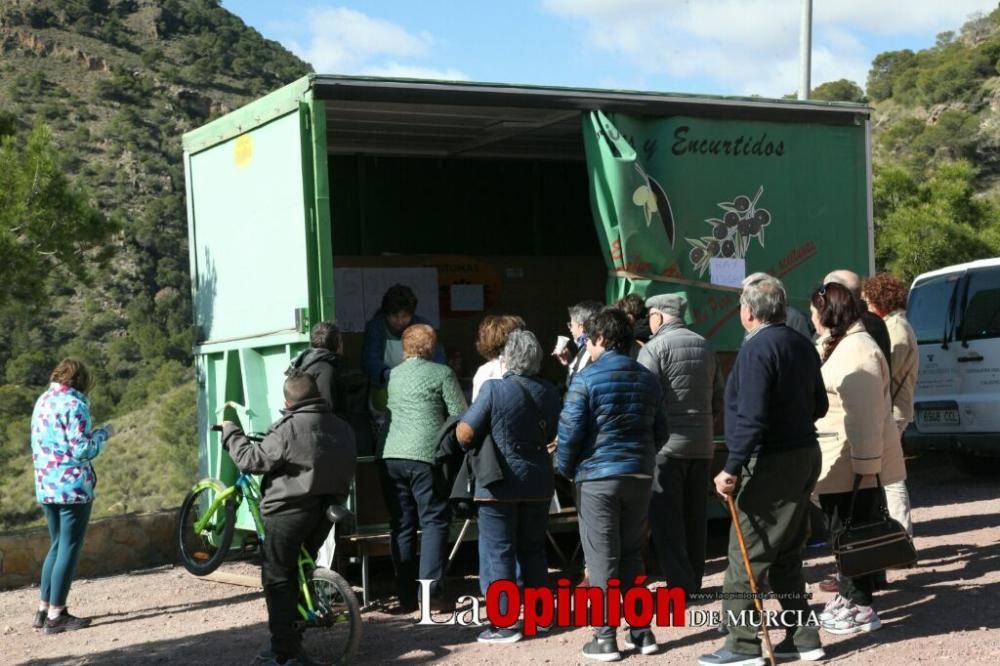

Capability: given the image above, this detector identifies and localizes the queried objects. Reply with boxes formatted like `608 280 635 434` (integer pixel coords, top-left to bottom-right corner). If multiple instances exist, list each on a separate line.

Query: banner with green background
583 110 870 351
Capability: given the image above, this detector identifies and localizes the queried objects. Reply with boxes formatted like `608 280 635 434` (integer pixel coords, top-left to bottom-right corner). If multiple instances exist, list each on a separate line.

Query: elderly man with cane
698 275 829 666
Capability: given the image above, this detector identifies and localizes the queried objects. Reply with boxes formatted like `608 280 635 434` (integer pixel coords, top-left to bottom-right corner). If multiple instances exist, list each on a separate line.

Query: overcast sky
222 0 998 97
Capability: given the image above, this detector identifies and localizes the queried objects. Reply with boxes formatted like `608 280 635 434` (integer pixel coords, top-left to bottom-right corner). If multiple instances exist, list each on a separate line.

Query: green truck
182 74 872 569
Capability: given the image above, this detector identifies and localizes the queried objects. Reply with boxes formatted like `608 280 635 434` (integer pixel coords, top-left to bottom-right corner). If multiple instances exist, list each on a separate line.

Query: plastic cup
553 335 571 355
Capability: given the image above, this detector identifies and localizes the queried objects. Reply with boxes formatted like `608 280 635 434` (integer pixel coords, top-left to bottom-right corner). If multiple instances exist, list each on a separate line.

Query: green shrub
812 79 866 103
874 159 1000 280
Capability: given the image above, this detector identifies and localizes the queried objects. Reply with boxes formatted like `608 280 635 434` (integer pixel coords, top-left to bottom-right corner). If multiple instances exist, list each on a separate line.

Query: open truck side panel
183 75 873 533
184 82 333 531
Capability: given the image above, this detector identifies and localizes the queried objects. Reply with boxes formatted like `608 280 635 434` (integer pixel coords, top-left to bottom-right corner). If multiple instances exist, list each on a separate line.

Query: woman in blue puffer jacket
30 358 112 634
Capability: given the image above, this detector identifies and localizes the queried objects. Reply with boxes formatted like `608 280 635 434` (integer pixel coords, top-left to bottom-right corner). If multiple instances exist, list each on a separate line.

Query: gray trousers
723 447 822 656
577 476 652 639
650 456 710 594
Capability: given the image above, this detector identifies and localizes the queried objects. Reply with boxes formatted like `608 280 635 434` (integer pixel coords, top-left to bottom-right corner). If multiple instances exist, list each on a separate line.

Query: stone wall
0 509 178 591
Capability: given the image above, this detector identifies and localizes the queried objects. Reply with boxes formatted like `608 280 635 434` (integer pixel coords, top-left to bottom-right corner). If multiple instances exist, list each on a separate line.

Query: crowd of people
27 268 921 666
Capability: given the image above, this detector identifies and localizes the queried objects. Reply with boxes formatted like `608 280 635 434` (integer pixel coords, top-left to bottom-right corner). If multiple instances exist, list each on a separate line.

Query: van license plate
918 409 960 425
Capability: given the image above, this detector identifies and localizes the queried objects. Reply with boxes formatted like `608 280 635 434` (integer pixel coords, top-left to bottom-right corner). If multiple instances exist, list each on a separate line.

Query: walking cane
444 517 473 576
725 493 777 666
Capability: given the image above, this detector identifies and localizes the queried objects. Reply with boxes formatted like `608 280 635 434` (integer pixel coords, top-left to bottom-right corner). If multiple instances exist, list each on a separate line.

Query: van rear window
958 268 1000 341
907 275 960 344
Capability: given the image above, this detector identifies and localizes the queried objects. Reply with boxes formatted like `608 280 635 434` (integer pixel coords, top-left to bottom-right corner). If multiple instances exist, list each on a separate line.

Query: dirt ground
2 450 999 665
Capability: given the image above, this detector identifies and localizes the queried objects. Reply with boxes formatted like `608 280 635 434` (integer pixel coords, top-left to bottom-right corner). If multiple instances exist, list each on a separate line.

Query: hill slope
0 0 310 528
864 9 1000 278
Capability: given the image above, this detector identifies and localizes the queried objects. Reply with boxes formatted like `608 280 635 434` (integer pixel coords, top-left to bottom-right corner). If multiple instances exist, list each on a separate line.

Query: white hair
503 330 543 376
740 274 787 324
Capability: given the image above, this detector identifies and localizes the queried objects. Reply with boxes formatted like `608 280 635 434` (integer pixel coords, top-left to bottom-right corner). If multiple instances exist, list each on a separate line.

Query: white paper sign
709 258 746 289
450 284 484 311
332 268 366 333
361 267 440 329
332 267 440 332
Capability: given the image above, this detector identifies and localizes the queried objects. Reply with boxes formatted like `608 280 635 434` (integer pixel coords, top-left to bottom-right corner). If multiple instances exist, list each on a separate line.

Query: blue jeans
381 459 451 606
40 502 93 606
477 500 550 616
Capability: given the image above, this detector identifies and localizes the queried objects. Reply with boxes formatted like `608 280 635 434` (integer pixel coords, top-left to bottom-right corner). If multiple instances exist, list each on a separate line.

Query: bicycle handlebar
212 424 264 442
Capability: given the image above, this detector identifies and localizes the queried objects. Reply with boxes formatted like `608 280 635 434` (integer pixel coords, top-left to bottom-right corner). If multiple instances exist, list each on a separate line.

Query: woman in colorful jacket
30 358 112 634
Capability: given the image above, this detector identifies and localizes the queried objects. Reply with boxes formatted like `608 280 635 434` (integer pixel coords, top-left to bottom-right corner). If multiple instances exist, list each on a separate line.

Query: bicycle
177 426 362 665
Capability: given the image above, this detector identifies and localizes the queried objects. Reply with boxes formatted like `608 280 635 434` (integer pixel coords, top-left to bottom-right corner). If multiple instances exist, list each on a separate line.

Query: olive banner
582 110 870 351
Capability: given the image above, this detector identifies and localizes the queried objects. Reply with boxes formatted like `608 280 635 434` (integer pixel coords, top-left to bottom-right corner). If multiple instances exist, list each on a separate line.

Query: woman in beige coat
810 282 905 637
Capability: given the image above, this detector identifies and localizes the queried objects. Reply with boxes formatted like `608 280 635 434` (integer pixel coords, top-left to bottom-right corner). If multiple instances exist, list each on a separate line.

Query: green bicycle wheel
299 567 362 665
177 479 236 576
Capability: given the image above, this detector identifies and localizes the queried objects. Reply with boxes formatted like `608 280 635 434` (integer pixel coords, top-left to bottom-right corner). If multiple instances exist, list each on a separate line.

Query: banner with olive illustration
583 110 870 351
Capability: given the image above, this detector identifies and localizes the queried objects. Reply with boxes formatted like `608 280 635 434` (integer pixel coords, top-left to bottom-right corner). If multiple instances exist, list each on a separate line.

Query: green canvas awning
583 110 870 351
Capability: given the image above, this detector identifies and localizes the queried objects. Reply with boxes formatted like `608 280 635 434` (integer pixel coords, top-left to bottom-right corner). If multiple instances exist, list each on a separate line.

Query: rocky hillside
0 0 309 401
0 0 310 529
862 8 1000 278
0 0 308 309
870 8 1000 187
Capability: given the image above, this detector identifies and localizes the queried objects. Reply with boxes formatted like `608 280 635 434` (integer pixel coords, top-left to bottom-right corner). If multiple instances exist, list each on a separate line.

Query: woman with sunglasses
809 283 906 636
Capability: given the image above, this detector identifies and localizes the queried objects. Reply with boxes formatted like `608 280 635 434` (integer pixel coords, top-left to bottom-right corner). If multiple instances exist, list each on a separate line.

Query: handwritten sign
709 258 745 289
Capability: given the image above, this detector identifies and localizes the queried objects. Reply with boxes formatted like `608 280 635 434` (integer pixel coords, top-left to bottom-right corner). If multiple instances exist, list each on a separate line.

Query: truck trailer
182 75 873 593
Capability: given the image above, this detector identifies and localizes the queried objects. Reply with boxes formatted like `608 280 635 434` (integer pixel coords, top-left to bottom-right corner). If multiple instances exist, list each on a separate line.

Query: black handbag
832 474 917 577
448 459 478 519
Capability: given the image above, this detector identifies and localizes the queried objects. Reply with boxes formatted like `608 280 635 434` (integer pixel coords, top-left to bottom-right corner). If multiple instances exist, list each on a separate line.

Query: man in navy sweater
699 275 829 666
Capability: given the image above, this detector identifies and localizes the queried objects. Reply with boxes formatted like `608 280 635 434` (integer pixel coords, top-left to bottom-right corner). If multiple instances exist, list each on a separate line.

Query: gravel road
2 450 998 665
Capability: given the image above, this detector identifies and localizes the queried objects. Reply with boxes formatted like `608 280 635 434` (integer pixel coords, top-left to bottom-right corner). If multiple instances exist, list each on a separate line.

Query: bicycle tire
177 478 236 576
300 568 362 665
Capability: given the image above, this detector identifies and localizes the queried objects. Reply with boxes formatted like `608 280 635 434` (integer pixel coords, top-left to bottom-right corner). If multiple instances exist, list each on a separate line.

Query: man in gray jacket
637 294 723 596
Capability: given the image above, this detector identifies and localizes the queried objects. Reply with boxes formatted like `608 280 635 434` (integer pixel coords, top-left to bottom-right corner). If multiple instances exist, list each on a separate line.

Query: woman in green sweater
381 324 467 611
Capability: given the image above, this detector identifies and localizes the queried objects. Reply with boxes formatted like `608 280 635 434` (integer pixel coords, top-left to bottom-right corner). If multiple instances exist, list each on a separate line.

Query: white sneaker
822 604 881 635
818 594 848 623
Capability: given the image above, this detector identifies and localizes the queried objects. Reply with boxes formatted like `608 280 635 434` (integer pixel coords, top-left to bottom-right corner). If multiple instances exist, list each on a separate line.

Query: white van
904 258 1000 471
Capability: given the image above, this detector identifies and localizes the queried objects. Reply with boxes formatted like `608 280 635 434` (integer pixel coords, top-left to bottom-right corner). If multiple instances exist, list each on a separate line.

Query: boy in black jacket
222 372 357 666
287 321 346 414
